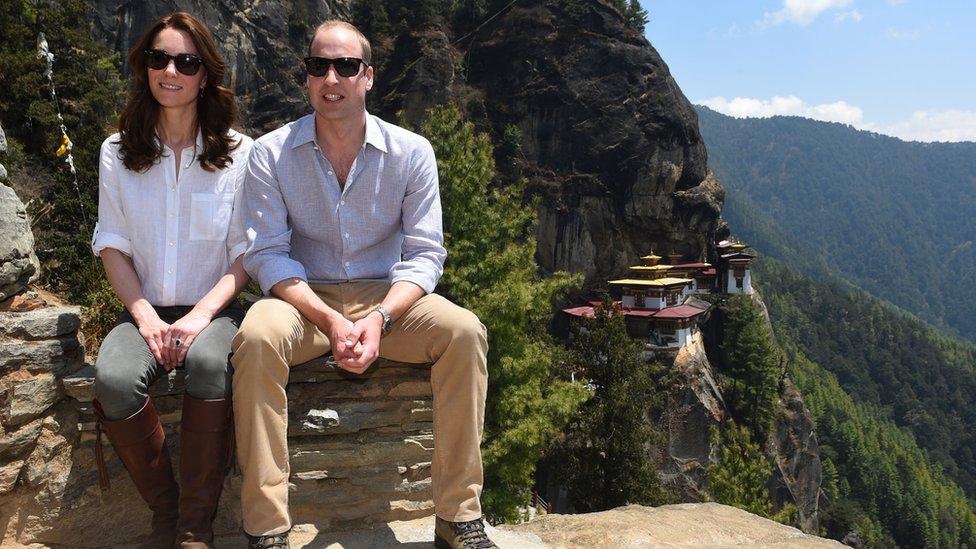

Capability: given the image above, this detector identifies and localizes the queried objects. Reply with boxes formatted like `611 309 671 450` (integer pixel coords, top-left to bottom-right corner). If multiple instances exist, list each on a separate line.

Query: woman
91 12 251 548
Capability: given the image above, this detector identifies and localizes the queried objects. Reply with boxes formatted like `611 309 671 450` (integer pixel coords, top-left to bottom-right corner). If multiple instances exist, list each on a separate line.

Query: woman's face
147 27 206 111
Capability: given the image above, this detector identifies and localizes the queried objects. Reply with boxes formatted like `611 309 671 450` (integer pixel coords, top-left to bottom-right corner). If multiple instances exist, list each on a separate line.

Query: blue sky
642 0 976 142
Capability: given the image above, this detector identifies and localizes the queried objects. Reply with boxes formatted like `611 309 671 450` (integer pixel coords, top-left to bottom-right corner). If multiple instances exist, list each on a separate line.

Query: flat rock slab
0 306 81 339
501 502 845 549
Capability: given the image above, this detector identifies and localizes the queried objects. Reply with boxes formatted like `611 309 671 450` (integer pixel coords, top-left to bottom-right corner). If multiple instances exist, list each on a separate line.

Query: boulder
0 184 40 301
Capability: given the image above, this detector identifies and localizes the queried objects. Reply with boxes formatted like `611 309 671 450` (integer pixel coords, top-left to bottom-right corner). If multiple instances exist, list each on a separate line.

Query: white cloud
698 95 864 126
835 9 863 23
887 27 921 40
697 96 976 143
875 110 976 142
759 0 852 27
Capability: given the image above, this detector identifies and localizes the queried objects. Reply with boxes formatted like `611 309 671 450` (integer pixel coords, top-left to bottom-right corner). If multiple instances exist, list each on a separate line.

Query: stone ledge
63 356 430 404
52 354 437 543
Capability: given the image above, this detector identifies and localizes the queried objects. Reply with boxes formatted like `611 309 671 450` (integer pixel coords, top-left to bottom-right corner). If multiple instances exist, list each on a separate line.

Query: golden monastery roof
608 277 694 287
630 265 674 272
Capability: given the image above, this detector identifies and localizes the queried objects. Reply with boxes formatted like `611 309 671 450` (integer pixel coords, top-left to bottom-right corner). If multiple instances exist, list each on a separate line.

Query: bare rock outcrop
662 331 725 499
501 502 844 549
0 183 40 302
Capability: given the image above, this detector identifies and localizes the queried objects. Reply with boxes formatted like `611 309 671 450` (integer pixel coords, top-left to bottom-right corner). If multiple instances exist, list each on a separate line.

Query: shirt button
344 261 350 267
167 269 174 274
340 200 345 206
328 170 334 176
344 233 350 239
169 241 175 246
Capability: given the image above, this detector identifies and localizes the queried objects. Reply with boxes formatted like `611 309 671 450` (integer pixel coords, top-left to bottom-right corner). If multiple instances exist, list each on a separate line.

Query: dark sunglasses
144 49 204 76
303 56 368 78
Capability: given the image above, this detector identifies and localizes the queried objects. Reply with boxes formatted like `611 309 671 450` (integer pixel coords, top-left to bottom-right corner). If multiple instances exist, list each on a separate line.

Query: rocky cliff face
88 0 348 132
367 0 724 282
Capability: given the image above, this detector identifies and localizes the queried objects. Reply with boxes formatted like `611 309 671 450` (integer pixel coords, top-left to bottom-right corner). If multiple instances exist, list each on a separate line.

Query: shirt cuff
256 258 308 295
92 230 132 258
228 242 248 264
390 269 438 295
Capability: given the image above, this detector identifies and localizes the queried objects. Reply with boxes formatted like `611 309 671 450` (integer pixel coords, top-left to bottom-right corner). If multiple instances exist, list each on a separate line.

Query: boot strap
95 419 110 490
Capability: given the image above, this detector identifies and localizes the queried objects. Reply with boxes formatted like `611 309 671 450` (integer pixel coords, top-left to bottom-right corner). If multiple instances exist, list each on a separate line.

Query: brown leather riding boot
95 398 180 549
176 395 233 548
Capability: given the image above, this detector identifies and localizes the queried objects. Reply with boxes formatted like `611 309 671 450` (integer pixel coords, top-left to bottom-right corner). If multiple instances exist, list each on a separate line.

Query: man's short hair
309 20 372 65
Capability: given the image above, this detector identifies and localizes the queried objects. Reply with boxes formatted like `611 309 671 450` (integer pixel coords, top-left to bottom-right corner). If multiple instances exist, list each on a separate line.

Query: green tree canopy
415 104 587 522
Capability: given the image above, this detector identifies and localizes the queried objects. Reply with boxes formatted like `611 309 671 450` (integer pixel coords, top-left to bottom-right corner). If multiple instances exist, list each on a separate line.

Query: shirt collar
291 112 388 154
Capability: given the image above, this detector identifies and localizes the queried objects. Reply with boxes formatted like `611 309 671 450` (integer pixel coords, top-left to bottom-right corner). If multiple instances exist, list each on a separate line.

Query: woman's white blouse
92 130 253 306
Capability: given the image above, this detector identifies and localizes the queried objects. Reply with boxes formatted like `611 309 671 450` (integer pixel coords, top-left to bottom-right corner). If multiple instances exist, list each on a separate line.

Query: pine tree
708 421 773 517
625 0 649 32
415 104 587 522
718 295 781 439
553 298 670 511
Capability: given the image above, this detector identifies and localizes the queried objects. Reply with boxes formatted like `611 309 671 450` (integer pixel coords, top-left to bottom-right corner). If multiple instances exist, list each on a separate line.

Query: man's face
307 26 373 125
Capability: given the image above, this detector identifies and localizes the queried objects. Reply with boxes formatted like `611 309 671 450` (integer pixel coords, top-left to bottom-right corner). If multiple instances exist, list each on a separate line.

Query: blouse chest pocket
189 192 235 241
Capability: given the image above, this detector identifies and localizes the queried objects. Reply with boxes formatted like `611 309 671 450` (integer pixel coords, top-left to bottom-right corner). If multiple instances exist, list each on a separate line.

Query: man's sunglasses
145 49 204 76
303 56 368 78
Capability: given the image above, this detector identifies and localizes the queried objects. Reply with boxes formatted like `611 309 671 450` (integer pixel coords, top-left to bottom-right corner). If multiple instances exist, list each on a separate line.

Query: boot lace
450 519 497 549
249 532 289 549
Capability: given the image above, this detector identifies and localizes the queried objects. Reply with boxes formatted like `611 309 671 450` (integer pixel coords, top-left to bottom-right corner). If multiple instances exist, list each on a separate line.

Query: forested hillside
696 106 976 341
753 258 976 536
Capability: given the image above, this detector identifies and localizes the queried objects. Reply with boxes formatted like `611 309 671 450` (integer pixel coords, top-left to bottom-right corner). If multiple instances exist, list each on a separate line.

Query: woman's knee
184 345 232 400
93 324 154 420
93 362 149 420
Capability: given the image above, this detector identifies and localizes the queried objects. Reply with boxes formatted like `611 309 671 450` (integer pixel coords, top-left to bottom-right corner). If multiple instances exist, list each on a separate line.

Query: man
233 20 497 549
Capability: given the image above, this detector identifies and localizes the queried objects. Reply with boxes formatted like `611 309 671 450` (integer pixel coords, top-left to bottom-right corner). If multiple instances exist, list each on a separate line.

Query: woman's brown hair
116 12 239 172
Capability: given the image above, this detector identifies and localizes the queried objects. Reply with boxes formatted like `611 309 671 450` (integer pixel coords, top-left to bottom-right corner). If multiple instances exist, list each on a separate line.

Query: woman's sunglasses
145 49 204 76
303 56 368 78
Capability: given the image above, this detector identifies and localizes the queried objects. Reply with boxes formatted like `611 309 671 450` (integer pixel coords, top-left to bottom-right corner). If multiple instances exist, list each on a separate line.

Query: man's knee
233 299 296 358
448 307 487 347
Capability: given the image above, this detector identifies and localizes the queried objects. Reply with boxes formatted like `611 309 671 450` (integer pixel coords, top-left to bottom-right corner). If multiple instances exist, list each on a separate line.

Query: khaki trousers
231 282 488 536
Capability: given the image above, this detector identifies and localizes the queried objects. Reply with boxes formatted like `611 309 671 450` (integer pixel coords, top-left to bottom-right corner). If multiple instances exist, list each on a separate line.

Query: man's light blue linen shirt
241 113 446 295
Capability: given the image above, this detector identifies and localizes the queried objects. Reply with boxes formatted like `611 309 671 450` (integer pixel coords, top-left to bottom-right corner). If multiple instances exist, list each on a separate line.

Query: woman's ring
174 338 183 348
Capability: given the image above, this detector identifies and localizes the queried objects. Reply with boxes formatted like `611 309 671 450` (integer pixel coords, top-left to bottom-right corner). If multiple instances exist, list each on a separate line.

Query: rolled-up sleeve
389 139 446 294
92 138 132 257
242 140 308 294
226 139 252 263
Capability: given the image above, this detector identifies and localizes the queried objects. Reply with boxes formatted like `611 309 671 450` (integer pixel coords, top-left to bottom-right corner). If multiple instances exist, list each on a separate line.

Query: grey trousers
94 304 244 421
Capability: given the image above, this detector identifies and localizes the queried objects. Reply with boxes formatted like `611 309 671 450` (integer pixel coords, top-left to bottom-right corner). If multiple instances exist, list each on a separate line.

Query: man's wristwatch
372 305 393 336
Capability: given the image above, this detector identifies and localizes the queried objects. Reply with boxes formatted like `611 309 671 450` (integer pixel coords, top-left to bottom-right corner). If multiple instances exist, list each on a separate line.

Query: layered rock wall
1 356 435 547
